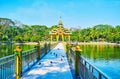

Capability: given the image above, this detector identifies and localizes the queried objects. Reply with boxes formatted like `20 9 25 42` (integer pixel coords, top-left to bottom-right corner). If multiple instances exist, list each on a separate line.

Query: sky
0 0 120 28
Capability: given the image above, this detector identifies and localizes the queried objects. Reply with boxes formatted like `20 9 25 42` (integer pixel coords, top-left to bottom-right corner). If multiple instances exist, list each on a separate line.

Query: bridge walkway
21 43 73 79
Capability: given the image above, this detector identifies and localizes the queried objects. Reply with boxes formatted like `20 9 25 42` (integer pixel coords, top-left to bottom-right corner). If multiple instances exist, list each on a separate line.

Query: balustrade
0 41 57 79
66 43 111 79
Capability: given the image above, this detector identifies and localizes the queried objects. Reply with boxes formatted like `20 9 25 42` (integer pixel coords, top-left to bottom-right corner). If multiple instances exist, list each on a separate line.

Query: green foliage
0 17 119 43
71 24 120 43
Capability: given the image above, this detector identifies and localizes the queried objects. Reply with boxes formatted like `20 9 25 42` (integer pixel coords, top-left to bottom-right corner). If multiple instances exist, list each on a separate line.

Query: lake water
0 43 120 79
0 44 36 79
0 44 35 58
80 44 120 79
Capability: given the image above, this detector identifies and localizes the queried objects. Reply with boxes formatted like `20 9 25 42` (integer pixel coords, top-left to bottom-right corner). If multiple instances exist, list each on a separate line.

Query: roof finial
58 16 63 25
60 16 62 20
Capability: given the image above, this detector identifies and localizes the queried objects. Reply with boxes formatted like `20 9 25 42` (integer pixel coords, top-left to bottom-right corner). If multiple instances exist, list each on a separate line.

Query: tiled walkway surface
21 43 73 79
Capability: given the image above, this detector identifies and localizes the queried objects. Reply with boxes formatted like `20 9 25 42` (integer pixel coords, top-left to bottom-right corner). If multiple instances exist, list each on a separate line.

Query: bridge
0 18 111 79
0 42 110 79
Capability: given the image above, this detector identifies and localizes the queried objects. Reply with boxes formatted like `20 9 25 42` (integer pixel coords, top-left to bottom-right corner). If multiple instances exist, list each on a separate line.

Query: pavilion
49 18 71 41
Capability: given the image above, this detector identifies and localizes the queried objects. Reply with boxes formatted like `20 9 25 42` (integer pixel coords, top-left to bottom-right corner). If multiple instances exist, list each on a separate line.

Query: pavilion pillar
56 35 59 42
68 35 71 41
56 35 57 41
62 35 64 41
58 35 59 41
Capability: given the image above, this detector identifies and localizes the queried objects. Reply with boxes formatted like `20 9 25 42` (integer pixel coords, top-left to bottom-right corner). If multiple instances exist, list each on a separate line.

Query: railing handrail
0 43 55 61
0 59 14 66
0 48 37 61
0 54 15 61
80 56 111 79
70 48 111 79
22 48 37 53
0 42 57 79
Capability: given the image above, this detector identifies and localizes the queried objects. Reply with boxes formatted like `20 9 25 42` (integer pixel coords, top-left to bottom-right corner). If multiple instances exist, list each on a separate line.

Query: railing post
45 42 47 53
49 42 51 51
99 73 102 79
37 41 40 61
14 46 22 79
67 43 71 60
75 45 82 76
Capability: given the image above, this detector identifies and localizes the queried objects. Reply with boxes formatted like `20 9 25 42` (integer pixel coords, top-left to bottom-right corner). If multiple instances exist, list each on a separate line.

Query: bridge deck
21 43 73 79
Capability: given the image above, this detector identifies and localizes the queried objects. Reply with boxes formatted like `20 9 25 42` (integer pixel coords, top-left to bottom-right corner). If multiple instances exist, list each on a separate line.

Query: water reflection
80 44 120 79
0 44 13 57
0 44 35 58
80 45 120 60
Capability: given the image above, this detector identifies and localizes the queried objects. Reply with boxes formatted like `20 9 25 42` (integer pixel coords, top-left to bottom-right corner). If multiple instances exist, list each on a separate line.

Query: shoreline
69 41 120 46
77 42 120 46
0 42 120 46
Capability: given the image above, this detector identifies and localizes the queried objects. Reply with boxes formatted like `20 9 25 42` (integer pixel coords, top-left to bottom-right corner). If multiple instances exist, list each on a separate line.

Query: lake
0 43 35 58
0 43 120 79
79 44 120 79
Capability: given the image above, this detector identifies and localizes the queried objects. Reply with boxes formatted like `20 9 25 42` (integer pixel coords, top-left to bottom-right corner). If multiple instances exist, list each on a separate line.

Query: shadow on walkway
21 43 73 79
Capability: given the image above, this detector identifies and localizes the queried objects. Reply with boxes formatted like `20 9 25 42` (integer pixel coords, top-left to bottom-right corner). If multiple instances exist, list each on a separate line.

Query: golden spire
59 16 63 25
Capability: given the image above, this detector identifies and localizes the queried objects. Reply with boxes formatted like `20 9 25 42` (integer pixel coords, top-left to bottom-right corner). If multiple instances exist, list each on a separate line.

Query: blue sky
0 0 120 28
